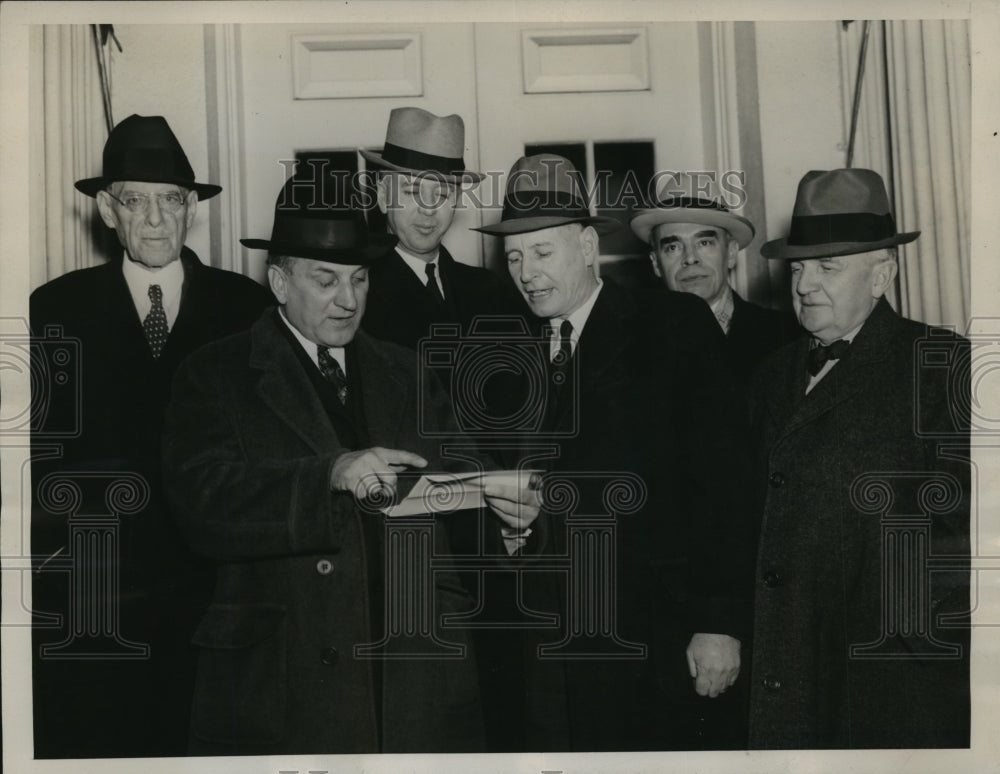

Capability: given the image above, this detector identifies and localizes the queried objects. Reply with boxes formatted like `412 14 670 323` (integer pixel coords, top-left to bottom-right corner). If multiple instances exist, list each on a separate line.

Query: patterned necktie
425 262 445 307
807 339 850 376
142 284 169 359
318 347 348 405
550 319 574 387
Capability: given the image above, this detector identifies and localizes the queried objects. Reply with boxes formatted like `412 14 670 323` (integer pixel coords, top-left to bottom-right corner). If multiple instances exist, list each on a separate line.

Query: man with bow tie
162 174 540 755
29 114 272 758
748 168 970 748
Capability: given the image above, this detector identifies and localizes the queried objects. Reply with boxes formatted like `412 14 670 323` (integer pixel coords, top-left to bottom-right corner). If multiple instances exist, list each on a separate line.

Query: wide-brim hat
241 175 395 263
75 114 221 200
629 171 755 248
360 107 483 184
761 168 919 260
472 154 620 237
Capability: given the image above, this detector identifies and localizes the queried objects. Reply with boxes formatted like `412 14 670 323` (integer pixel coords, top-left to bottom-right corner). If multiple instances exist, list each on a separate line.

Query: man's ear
725 234 739 272
184 190 198 229
580 225 599 267
95 191 118 229
871 256 898 299
267 264 289 304
649 251 662 278
376 174 391 215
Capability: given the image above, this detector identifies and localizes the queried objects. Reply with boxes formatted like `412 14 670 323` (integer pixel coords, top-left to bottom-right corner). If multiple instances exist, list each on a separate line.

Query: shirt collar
278 307 346 372
552 279 603 339
121 252 184 295
396 245 440 284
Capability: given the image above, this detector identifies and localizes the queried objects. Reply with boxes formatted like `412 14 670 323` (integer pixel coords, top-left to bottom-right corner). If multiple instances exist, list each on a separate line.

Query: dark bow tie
807 339 850 376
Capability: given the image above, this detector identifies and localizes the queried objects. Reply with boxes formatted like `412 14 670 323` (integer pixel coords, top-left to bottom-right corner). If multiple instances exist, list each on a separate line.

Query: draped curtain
840 20 970 331
30 26 110 292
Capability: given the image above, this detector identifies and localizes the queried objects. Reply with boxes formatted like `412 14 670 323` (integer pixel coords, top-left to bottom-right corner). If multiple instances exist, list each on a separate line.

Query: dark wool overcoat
162 309 485 755
726 291 801 382
517 280 757 752
29 249 273 758
747 298 970 749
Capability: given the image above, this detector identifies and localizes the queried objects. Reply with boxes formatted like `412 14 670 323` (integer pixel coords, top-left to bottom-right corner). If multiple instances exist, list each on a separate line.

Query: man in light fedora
473 154 755 751
163 173 540 755
748 167 970 748
630 172 799 382
29 114 272 758
361 106 525 350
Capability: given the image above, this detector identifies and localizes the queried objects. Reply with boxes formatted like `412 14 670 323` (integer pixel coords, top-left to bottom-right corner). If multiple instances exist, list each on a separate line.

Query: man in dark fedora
473 154 755 751
360 106 525 350
162 174 541 755
29 114 272 758
748 168 970 748
631 172 799 383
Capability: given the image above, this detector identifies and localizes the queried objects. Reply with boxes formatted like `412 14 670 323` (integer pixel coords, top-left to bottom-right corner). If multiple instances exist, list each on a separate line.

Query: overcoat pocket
190 603 288 746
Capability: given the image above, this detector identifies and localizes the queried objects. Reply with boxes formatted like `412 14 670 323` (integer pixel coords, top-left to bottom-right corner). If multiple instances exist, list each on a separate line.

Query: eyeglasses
105 190 188 213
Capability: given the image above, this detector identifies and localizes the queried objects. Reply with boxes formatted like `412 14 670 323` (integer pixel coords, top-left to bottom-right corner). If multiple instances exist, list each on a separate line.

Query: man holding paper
162 174 538 755
473 154 755 751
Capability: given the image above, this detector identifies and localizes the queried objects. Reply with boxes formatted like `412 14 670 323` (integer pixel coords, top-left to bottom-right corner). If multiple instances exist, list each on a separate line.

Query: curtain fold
886 20 970 331
32 26 109 291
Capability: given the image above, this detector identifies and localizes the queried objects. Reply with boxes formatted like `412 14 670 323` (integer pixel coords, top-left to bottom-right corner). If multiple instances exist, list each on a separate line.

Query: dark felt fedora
360 107 483 183
472 154 620 236
241 175 395 264
761 168 919 260
629 171 755 249
75 114 221 200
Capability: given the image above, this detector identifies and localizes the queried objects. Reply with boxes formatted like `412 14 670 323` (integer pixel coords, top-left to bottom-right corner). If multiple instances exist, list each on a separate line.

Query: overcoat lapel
162 247 209 360
773 299 896 444
376 249 446 323
249 309 340 454
96 259 151 360
354 330 408 449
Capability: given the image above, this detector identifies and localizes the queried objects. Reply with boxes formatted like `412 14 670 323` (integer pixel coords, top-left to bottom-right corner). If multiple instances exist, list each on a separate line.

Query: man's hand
330 447 427 500
483 473 543 532
686 632 741 698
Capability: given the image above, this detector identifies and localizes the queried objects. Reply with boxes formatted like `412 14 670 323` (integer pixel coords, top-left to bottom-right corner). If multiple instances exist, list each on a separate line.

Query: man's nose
145 197 163 226
680 244 698 265
795 265 819 294
334 283 358 310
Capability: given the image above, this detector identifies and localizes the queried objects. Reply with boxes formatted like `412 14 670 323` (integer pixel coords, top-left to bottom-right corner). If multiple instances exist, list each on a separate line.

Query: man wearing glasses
29 114 272 758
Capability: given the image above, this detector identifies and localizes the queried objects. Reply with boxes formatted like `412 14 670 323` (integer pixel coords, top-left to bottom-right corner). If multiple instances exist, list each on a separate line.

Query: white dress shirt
122 253 184 330
548 279 604 361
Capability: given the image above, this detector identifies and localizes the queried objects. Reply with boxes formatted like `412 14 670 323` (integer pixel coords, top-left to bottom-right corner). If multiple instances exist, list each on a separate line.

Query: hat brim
360 149 484 184
75 176 222 200
760 231 920 260
472 214 621 237
629 208 755 249
240 236 396 264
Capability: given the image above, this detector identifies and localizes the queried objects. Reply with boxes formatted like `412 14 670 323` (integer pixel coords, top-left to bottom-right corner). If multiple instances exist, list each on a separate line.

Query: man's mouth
525 288 553 301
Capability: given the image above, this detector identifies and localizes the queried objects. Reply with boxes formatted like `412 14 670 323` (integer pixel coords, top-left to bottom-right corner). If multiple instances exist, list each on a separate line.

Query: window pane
593 141 653 257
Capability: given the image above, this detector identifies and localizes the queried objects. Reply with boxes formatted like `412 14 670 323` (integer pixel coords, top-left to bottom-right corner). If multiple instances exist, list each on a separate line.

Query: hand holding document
381 470 541 518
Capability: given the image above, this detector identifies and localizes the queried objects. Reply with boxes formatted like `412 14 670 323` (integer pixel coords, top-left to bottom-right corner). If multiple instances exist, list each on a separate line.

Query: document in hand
381 470 540 517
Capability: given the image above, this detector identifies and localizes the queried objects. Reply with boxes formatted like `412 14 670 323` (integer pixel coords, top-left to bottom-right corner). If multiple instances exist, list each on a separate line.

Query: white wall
755 21 846 297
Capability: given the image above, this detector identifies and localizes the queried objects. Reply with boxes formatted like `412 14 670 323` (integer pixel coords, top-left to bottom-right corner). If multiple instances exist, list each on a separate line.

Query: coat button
320 646 339 666
768 472 786 488
763 570 782 587
316 559 334 575
762 677 782 690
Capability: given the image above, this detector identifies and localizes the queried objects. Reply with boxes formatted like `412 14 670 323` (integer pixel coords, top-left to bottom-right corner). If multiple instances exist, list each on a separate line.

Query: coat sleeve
162 347 358 562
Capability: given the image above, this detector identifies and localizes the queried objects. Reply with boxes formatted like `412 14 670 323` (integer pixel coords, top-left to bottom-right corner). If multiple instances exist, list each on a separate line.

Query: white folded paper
381 470 540 517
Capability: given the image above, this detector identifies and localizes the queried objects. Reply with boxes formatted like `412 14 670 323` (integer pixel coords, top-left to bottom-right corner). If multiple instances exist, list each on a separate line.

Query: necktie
425 262 445 306
142 284 169 359
550 319 574 387
807 339 850 376
318 347 348 405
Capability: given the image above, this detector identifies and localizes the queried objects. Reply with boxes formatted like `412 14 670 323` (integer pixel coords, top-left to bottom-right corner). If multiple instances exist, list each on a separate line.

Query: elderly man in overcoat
748 168 970 748
162 175 539 755
30 114 272 758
